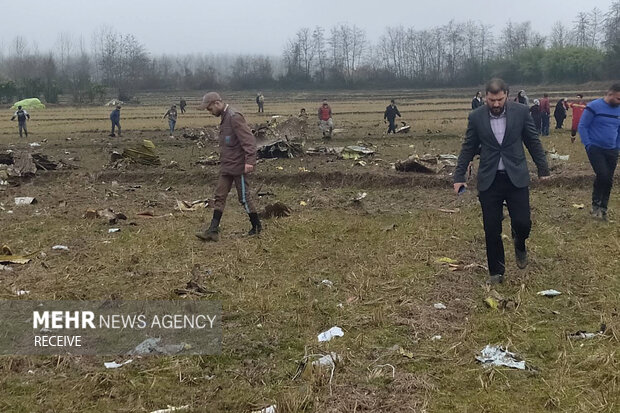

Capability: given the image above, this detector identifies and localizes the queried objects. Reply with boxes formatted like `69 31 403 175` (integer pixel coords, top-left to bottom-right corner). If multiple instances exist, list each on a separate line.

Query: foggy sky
0 0 613 56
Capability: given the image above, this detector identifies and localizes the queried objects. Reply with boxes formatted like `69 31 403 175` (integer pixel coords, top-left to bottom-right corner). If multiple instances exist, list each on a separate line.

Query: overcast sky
0 0 614 56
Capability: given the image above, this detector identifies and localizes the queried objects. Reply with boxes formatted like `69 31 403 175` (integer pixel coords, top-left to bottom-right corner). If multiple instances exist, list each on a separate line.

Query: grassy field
1 87 619 412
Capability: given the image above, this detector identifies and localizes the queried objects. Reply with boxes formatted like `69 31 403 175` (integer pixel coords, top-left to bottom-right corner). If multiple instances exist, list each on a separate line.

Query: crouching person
195 92 262 241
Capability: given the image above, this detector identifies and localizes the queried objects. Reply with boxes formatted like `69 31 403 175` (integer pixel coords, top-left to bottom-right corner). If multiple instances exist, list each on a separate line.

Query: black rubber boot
248 212 262 236
196 210 222 242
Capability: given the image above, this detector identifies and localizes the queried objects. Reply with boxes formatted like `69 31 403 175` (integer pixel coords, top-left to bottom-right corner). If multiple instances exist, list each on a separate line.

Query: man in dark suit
453 78 550 284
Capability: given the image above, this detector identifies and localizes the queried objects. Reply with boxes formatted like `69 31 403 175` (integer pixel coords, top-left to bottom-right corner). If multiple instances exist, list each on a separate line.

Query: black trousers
586 145 619 212
478 172 531 275
386 118 396 134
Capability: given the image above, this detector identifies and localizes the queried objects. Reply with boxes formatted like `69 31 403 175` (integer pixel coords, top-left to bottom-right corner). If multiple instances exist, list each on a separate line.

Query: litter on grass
318 326 344 342
476 345 526 370
537 289 562 297
104 359 133 369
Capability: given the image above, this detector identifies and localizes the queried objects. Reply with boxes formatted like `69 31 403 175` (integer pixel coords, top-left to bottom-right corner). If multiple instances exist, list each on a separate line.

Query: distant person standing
195 92 261 241
529 99 542 134
453 78 550 285
10 105 30 138
471 91 483 110
179 98 187 114
554 98 568 129
568 94 587 143
256 92 264 113
515 90 529 106
540 93 551 136
578 84 620 221
318 99 333 138
163 104 178 138
384 99 402 134
109 105 121 137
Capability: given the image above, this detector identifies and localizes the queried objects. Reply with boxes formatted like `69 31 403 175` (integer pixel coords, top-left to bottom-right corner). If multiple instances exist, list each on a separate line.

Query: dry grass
0 88 618 412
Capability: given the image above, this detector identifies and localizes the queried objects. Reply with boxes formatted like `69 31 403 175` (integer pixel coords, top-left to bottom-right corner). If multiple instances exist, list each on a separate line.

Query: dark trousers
386 118 396 134
213 173 257 214
541 113 550 136
555 115 565 129
586 146 619 212
180 106 186 114
478 172 531 275
18 122 28 137
111 121 121 135
257 103 264 112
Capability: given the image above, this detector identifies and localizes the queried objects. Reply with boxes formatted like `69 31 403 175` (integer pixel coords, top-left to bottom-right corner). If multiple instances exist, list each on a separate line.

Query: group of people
458 80 620 285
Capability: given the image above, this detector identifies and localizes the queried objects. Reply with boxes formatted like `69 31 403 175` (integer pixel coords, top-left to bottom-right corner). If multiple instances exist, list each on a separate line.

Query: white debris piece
476 345 526 370
321 279 333 288
318 326 344 342
149 406 190 413
537 289 562 297
252 405 277 413
108 228 121 233
433 303 447 310
104 359 133 369
312 352 341 368
52 245 69 251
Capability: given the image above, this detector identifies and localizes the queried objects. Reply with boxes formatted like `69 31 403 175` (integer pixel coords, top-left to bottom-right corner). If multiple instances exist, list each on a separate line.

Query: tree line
0 1 618 104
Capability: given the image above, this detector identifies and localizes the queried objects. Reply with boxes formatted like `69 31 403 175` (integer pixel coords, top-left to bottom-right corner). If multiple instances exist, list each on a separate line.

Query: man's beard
490 105 504 116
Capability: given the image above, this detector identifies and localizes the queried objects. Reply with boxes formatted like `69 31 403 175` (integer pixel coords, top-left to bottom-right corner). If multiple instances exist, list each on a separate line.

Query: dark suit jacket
454 101 550 191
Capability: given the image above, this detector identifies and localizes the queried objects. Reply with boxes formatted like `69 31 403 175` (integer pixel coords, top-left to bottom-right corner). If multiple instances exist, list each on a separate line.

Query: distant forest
0 1 618 103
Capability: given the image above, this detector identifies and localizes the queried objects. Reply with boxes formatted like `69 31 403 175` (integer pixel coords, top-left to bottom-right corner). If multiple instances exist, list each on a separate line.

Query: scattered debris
104 359 133 369
312 352 341 368
0 253 31 265
260 202 291 219
14 289 30 296
299 200 307 206
547 149 569 161
431 335 442 341
305 146 344 156
195 152 220 166
51 245 69 251
435 257 458 264
14 197 37 206
83 208 127 224
382 223 397 232
341 145 375 160
252 405 277 413
108 228 121 233
128 337 188 355
0 264 14 272
396 122 411 133
150 405 190 413
29 142 41 148
537 289 562 297
395 154 457 174
0 152 14 165
318 326 344 342
321 279 334 288
433 303 447 310
353 192 367 202
484 290 518 310
121 140 161 166
438 208 460 214
572 204 585 209
257 139 304 159
176 199 209 212
6 152 37 177
568 324 606 340
476 345 527 370
174 280 215 297
398 347 414 359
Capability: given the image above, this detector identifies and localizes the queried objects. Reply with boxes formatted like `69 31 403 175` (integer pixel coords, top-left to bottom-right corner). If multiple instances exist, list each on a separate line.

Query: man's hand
244 164 254 174
453 183 467 194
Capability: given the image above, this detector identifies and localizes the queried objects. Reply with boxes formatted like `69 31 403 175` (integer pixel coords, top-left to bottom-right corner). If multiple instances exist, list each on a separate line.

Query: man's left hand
244 164 254 174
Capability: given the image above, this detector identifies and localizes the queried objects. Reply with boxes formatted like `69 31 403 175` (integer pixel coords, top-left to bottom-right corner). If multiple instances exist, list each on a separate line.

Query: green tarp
11 98 46 110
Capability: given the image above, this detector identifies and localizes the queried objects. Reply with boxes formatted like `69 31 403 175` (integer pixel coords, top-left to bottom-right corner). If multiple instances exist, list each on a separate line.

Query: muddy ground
0 88 619 412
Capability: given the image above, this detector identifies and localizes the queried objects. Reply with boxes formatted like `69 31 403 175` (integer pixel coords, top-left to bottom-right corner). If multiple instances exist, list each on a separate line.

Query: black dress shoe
487 274 505 284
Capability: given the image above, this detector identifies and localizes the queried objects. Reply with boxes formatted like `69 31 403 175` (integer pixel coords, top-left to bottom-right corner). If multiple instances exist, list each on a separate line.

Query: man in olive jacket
195 92 261 241
453 78 550 284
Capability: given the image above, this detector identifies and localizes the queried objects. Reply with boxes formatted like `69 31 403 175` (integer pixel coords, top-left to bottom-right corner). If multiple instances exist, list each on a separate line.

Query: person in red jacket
318 99 333 138
568 94 587 143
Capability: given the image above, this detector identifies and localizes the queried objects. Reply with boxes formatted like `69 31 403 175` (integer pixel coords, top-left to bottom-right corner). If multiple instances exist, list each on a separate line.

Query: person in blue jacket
109 105 122 137
578 84 620 221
